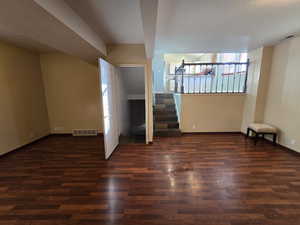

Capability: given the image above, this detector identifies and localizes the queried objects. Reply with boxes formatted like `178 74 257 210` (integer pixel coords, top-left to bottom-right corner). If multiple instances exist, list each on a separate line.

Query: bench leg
273 133 277 145
246 128 250 138
254 132 259 145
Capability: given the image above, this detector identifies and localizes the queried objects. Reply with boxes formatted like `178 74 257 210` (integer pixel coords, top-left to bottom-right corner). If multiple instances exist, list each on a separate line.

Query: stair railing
173 59 250 94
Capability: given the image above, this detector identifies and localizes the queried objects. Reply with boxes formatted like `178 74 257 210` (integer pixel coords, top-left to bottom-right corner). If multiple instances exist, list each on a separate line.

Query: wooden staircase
154 93 181 137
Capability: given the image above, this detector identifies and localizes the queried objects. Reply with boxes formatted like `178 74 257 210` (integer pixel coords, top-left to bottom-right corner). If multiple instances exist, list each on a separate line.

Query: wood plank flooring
0 134 300 225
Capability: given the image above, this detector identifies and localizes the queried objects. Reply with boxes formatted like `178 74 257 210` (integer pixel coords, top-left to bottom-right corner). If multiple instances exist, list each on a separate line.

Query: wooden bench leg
254 131 259 145
273 133 277 145
246 128 250 138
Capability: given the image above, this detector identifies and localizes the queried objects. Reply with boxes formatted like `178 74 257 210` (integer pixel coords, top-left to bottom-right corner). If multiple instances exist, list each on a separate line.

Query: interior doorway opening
119 66 146 144
99 59 147 159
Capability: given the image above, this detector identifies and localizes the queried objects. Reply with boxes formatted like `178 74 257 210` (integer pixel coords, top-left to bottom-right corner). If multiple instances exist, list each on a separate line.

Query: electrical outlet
291 139 296 145
192 124 196 129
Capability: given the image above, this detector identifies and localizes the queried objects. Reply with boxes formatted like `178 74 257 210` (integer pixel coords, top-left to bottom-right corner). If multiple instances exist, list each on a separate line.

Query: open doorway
118 66 146 144
99 59 147 159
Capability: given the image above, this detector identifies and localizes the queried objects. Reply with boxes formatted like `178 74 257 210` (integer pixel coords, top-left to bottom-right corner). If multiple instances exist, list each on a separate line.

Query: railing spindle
210 64 214 93
204 65 206 93
226 65 230 93
233 64 236 93
243 59 250 93
193 66 196 93
238 63 242 93
215 64 218 93
199 65 202 93
221 65 225 93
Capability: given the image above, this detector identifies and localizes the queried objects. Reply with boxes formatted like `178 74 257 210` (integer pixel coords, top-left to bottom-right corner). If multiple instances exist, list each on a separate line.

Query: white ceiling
156 0 300 53
1 0 300 61
65 0 145 44
0 0 105 62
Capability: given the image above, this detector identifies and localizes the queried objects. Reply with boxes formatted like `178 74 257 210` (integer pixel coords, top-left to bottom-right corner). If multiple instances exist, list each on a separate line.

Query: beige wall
107 44 147 65
107 44 153 142
241 47 273 133
0 41 50 155
180 94 245 132
241 48 263 133
40 53 102 134
255 47 273 122
263 37 300 152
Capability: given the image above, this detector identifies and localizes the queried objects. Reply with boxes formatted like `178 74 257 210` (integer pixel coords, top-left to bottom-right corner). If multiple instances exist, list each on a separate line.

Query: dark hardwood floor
0 134 300 225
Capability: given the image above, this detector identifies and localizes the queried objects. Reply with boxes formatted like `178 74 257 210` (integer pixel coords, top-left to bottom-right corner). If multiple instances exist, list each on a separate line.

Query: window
217 53 248 63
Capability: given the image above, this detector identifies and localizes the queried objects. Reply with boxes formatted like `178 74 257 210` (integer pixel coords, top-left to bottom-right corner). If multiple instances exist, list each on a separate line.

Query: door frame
118 64 149 144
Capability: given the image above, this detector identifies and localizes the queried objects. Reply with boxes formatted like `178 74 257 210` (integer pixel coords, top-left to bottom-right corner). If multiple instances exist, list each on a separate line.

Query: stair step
154 94 180 137
155 104 176 110
155 93 173 99
154 108 176 113
155 121 179 129
154 111 177 117
154 128 181 137
155 114 178 122
155 98 174 104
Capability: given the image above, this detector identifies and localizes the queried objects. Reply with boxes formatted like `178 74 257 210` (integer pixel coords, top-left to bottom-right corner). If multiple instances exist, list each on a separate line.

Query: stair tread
154 107 176 110
155 128 180 132
154 121 179 129
155 121 179 124
154 113 177 117
155 115 177 118
154 104 176 107
154 109 176 112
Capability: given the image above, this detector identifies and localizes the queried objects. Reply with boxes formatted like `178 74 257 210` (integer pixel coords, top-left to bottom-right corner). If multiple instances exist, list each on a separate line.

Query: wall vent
72 129 98 136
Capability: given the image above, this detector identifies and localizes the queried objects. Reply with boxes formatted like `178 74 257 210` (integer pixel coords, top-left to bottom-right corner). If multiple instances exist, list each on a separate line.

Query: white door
99 59 119 159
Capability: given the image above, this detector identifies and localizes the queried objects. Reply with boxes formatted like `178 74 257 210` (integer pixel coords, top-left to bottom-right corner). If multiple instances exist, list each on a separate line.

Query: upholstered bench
247 123 277 145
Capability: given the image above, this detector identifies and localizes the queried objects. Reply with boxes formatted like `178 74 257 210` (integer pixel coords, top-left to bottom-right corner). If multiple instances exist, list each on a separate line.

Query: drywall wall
174 93 182 122
106 44 153 143
153 52 165 92
117 68 130 136
180 94 245 132
120 67 145 99
241 47 273 133
107 44 147 65
146 59 154 143
241 48 263 133
40 52 102 134
263 37 300 152
0 41 50 155
254 47 273 122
